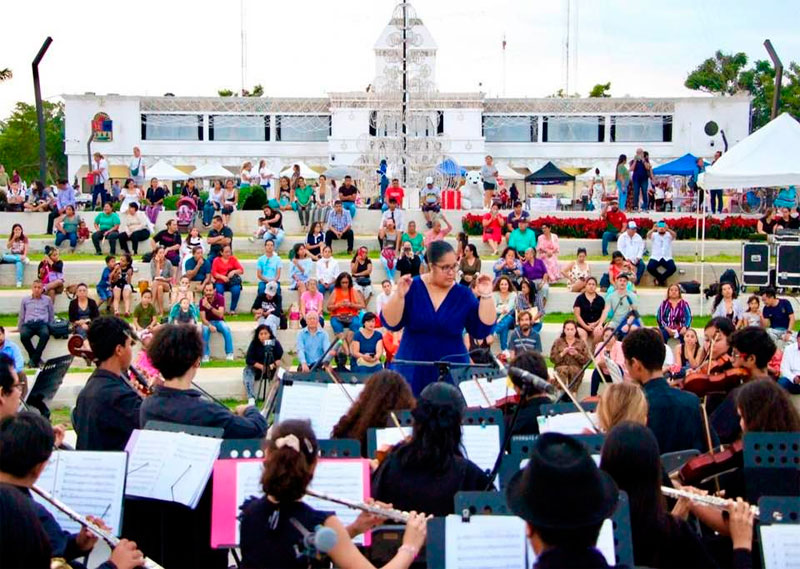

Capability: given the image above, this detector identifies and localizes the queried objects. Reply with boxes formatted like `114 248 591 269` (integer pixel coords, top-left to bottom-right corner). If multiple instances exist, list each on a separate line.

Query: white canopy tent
576 166 608 181
189 163 235 179
702 113 800 189
147 160 190 181
494 161 525 180
279 161 319 179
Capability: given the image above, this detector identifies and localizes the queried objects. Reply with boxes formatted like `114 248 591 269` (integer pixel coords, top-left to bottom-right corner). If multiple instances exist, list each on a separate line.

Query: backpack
704 269 740 299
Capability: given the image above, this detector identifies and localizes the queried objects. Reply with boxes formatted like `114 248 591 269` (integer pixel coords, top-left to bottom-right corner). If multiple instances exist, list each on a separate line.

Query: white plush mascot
462 170 483 210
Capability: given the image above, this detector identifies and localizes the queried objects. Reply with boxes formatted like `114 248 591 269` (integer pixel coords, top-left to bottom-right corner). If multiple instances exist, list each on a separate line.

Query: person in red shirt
211 245 244 313
384 178 405 206
601 201 627 256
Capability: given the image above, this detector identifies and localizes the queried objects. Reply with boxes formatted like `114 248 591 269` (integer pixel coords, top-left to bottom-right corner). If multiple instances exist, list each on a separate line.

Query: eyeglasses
11 382 23 391
434 263 458 273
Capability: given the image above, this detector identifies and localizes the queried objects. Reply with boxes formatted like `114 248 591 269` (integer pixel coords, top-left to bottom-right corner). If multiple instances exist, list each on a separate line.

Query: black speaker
741 243 770 287
776 244 800 288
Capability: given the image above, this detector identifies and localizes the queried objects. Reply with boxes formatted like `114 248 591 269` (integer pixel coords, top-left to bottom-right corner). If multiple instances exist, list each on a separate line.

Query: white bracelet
479 294 493 300
398 545 418 558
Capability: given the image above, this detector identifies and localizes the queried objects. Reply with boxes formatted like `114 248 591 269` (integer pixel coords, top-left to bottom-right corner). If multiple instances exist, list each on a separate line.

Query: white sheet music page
459 378 510 408
445 514 527 569
33 451 127 536
761 525 800 569
526 518 615 566
317 383 364 438
304 460 368 545
234 461 264 544
461 425 501 488
538 411 598 435
276 382 328 436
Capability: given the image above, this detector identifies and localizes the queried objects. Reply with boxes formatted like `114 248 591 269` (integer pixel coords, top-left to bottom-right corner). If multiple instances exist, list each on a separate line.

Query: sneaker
226 354 234 361
247 397 256 406
202 355 210 363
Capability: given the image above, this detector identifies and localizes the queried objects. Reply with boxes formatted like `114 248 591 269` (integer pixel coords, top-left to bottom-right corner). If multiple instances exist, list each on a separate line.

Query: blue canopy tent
436 158 467 177
652 153 710 177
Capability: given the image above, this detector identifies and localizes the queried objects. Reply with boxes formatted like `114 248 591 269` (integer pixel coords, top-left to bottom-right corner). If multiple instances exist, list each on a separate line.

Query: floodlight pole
763 40 782 120
32 36 53 183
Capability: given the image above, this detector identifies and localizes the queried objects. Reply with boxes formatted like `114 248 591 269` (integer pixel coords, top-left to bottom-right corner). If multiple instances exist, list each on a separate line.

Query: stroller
176 196 199 234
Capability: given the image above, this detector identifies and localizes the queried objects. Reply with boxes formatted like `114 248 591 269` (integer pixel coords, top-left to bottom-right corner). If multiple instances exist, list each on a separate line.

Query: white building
63 7 751 185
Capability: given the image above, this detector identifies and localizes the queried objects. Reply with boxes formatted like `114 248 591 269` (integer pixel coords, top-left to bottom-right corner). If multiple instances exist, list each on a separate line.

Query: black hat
505 433 618 529
418 382 466 414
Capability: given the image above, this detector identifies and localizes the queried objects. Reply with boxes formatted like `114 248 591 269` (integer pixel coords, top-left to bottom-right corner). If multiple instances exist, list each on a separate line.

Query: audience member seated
601 273 640 337
54 205 81 251
561 247 591 292
144 177 167 224
184 246 213 293
251 281 282 335
616 221 645 285
206 215 233 264
482 203 505 255
711 282 743 326
293 175 314 231
242 324 284 404
379 198 405 245
151 219 182 270
756 207 779 235
295 311 330 372
396 241 422 279
420 176 441 229
212 245 244 314
37 246 64 302
401 220 425 260
300 279 324 327
601 200 627 256
423 215 452 250
549 320 590 390
645 221 677 286
573 276 605 346
169 296 200 326
150 246 173 316
328 273 365 351
47 178 76 235
325 200 355 254
199 283 234 362
91 201 120 255
68 283 99 339
132 289 159 342
536 222 561 283
305 221 325 260
315 245 339 294
5 180 25 211
255 204 285 248
383 178 405 210
505 200 530 233
493 247 522 285
590 328 628 396
779 334 800 394
18 280 54 368
119 178 143 213
508 308 542 356
219 177 238 226
656 284 692 343
289 243 313 295
507 217 536 257
350 312 384 373
3 223 30 289
350 246 373 303
338 175 358 218
493 276 517 351
118 203 151 255
762 287 795 349
111 254 134 316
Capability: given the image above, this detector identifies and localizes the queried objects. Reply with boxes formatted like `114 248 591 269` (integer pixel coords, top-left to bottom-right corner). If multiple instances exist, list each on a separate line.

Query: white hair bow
274 434 301 453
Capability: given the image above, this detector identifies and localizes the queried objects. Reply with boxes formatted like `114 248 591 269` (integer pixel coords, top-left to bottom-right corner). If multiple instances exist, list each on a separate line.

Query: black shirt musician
504 350 553 437
74 317 141 451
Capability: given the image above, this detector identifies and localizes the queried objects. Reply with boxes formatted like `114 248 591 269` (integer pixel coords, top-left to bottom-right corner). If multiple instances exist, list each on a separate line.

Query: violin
67 334 153 398
678 439 744 486
681 355 751 397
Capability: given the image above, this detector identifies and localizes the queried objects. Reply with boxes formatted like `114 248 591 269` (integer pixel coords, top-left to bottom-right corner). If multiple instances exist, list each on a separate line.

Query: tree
0 68 11 82
217 84 263 97
588 82 611 97
684 50 749 95
0 101 66 182
217 88 234 97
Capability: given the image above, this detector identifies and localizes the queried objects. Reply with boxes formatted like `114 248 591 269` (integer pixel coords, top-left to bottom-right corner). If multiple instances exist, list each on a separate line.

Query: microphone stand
483 380 533 490
308 337 341 374
391 358 494 386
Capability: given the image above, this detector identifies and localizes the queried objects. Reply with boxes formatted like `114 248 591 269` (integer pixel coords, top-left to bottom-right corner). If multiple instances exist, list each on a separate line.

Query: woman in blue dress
383 241 497 395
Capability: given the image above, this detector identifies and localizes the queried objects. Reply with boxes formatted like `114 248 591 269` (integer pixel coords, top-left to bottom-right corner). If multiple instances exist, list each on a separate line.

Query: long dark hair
249 324 274 349
518 278 537 306
616 154 627 167
398 384 465 473
260 420 318 502
307 221 323 240
8 223 25 245
736 379 800 433
332 370 416 451
712 281 738 311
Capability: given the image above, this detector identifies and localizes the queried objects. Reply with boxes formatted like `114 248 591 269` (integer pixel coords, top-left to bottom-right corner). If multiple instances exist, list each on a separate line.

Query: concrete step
1 209 758 238
0 283 708 315
0 256 731 287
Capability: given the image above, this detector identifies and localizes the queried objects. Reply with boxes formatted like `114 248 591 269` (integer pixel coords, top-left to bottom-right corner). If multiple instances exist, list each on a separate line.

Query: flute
31 485 164 569
661 486 760 519
306 489 411 523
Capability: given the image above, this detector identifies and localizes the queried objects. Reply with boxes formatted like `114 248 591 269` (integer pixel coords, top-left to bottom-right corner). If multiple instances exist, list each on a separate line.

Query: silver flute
31 485 164 569
661 486 760 519
306 489 412 523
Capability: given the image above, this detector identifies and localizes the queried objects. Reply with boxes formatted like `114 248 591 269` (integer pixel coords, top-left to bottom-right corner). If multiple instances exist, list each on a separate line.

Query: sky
1 0 799 117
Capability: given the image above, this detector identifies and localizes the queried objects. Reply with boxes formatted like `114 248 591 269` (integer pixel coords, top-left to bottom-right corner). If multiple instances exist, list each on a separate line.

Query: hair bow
274 434 301 453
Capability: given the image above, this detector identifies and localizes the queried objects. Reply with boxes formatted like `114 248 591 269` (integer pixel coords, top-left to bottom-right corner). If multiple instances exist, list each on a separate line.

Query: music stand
743 432 800 504
758 496 799 569
219 439 264 460
24 355 73 418
540 401 598 417
143 420 223 439
318 439 361 458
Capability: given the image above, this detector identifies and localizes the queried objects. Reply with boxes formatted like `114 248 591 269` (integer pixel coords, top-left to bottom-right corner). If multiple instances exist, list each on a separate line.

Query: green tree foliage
0 68 11 81
0 101 66 182
588 82 611 97
685 50 800 130
217 85 263 97
218 88 234 97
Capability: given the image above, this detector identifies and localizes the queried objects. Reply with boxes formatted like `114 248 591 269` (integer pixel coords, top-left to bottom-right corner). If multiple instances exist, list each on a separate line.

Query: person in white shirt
645 221 677 286
375 279 393 323
779 336 800 394
616 221 645 285
129 146 146 188
315 245 340 295
379 198 405 246
90 152 110 210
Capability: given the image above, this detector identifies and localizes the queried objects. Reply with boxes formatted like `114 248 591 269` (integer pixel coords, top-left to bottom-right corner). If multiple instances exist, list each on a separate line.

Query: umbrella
323 165 363 179
279 161 319 179
436 158 466 177
147 160 190 181
190 163 236 179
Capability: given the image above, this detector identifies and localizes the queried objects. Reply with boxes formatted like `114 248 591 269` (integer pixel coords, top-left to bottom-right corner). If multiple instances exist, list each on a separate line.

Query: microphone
290 518 338 556
508 366 555 393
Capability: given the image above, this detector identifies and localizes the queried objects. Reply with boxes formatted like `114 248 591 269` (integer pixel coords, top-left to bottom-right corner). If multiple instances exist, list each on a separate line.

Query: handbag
229 273 243 287
355 276 371 287
49 318 70 339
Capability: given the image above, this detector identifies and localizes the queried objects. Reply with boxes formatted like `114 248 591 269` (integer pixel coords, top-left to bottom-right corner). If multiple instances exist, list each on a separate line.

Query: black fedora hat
505 433 618 529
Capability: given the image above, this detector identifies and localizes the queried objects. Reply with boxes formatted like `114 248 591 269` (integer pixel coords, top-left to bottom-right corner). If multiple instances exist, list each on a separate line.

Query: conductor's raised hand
395 274 413 298
475 274 493 297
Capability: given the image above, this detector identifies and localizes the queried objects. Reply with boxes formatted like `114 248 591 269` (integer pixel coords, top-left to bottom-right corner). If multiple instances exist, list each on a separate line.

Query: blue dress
386 277 494 396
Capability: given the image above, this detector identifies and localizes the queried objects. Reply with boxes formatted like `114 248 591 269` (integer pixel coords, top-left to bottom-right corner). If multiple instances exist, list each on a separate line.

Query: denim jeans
91 184 108 210
380 256 397 281
710 189 723 214
341 201 357 218
296 204 311 227
494 313 515 350
632 178 648 210
778 376 800 395
242 366 260 399
203 201 220 225
630 259 646 284
263 228 285 249
318 282 335 294
601 231 618 256
2 254 25 284
202 320 233 356
617 181 627 211
55 231 77 248
20 320 50 365
215 282 242 311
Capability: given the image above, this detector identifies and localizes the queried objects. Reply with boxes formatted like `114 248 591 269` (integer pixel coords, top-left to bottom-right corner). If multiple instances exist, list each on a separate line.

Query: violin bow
472 375 493 407
325 368 355 404
551 370 601 434
389 411 408 439
590 344 608 384
706 332 719 375
699 395 722 494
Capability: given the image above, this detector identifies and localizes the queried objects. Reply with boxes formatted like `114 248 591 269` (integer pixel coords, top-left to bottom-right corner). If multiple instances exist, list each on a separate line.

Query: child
133 334 164 388
169 296 201 327
132 289 159 341
170 276 194 305
251 216 269 242
97 255 116 309
740 295 764 328
76 220 90 246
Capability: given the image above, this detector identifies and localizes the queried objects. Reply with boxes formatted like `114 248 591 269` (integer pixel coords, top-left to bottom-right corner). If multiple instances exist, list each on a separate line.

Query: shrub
242 186 267 210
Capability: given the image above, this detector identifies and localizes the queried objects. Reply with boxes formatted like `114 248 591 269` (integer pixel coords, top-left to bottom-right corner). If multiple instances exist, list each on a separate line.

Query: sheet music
445 514 528 569
234 461 263 544
304 460 368 545
317 384 365 438
761 525 800 569
527 518 615 566
459 378 511 408
125 430 222 508
278 382 364 438
538 411 598 435
33 451 127 536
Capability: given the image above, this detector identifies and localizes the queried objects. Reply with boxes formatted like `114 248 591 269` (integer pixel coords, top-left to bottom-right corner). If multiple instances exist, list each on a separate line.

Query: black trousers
20 320 50 365
119 229 150 254
46 208 61 234
646 258 677 285
325 229 354 252
91 230 119 254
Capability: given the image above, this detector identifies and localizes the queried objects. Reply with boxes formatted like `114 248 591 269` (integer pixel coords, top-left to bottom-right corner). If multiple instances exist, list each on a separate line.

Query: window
483 116 537 142
141 114 203 141
209 114 269 141
369 112 442 137
276 115 330 142
542 116 604 142
611 115 672 142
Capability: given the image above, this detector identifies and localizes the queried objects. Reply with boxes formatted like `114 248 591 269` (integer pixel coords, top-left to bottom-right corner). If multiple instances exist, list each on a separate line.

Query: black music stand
540 401 598 417
24 354 73 418
501 434 606 490
219 439 264 459
143 420 223 439
450 365 506 384
743 432 800 504
758 496 799 569
318 439 361 458
391 358 494 387
283 369 373 385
